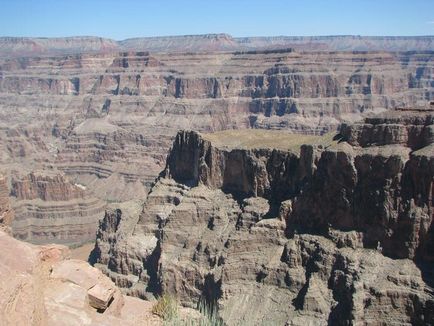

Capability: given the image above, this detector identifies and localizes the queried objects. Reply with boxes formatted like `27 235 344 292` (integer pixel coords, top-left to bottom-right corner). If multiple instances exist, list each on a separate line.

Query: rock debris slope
0 48 432 244
92 107 434 325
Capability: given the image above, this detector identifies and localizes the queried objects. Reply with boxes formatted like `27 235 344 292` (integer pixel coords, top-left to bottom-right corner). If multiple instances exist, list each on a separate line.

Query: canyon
0 34 433 325
0 45 432 245
92 107 434 325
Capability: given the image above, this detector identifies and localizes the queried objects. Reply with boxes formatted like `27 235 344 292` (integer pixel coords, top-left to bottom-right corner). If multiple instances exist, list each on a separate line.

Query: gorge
0 34 433 325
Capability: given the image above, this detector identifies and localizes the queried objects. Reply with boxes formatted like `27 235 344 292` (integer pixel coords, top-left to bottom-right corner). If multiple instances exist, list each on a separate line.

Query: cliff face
290 111 434 260
0 173 14 226
0 48 432 244
10 172 106 245
165 130 311 201
1 34 434 58
92 108 434 325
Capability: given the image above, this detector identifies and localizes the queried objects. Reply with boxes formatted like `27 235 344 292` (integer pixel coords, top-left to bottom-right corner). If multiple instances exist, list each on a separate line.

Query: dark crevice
145 241 162 295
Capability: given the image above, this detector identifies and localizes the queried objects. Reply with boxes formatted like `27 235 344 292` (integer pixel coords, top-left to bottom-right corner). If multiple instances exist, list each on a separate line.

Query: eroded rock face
0 49 432 244
291 111 434 261
0 229 164 326
10 171 106 245
0 173 14 226
1 35 433 58
92 108 434 325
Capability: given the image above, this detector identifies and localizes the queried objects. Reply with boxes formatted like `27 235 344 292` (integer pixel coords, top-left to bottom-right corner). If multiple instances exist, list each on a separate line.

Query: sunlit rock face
92 108 434 325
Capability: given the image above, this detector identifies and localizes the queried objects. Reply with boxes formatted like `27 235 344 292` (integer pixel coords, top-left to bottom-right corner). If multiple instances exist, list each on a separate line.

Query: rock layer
0 48 432 244
10 171 106 245
1 35 434 58
0 173 14 226
92 108 434 325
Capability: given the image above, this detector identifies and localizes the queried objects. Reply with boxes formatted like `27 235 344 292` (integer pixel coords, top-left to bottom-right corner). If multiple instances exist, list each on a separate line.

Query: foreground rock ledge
92 108 434 325
0 229 164 325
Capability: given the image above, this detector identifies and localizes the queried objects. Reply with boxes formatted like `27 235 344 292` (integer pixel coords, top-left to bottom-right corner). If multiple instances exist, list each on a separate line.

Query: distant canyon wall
0 48 432 244
1 34 434 57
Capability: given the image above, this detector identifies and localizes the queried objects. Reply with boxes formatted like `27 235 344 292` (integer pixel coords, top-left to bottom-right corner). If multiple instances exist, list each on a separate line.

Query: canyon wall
1 34 434 57
10 172 106 245
92 108 434 325
0 48 432 244
0 173 14 226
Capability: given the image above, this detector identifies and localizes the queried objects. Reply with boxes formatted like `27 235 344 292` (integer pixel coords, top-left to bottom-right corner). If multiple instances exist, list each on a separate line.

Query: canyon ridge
0 34 433 325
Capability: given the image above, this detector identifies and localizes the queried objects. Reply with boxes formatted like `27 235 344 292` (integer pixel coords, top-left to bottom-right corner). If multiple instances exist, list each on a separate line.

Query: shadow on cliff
417 261 434 290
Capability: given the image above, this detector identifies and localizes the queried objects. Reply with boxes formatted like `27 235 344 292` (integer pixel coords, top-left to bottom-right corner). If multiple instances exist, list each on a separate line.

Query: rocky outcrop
92 108 434 325
10 171 106 245
0 173 14 226
290 110 433 261
0 229 165 325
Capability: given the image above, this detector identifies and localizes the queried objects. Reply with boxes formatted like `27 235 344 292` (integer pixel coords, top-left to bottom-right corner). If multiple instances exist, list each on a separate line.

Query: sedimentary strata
10 171 106 245
1 34 434 58
0 173 14 226
0 39 432 245
92 108 434 325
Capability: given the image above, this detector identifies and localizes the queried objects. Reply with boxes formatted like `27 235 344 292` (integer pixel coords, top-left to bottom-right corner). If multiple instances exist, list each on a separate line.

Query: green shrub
164 299 223 326
152 293 179 321
196 300 223 326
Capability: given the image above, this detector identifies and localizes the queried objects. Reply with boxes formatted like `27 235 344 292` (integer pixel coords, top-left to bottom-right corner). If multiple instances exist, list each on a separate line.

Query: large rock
0 229 165 326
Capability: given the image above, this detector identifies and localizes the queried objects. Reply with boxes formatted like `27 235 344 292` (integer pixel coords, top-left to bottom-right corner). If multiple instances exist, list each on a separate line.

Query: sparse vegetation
152 293 179 321
154 295 223 326
165 302 223 326
201 129 339 153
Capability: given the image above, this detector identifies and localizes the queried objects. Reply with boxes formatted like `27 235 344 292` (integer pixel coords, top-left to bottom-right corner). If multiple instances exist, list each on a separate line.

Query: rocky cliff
0 173 14 226
0 47 432 244
10 171 106 245
92 108 434 325
1 34 434 57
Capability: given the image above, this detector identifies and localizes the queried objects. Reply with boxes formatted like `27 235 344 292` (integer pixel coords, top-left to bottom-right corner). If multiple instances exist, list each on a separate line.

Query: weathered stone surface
87 283 115 310
0 173 14 226
0 228 166 325
10 171 106 245
0 48 432 244
92 108 434 325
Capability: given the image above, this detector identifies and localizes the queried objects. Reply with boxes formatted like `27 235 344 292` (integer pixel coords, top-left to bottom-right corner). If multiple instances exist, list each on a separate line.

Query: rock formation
0 173 14 226
1 35 434 57
0 228 167 325
92 107 434 325
0 48 432 244
10 171 106 245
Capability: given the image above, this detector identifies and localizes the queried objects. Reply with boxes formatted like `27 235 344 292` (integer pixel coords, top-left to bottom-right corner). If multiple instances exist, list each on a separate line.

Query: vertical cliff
92 108 434 325
10 172 106 245
0 173 14 226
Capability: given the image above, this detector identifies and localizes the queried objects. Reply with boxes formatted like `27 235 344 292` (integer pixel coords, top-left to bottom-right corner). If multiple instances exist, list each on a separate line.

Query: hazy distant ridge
1 34 433 57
